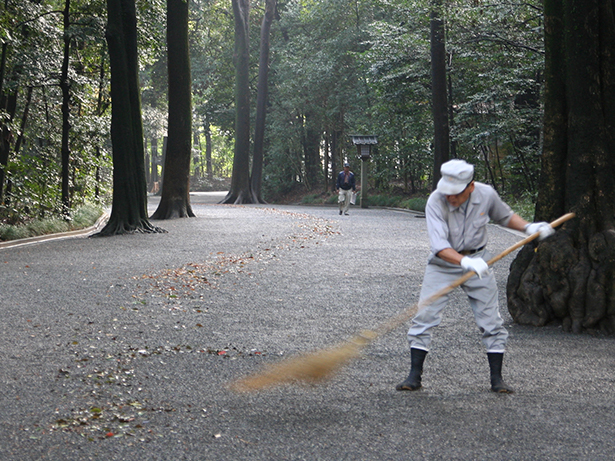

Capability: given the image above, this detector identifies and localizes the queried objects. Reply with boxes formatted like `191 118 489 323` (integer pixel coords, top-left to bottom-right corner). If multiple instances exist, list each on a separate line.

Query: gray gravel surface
1 192 614 460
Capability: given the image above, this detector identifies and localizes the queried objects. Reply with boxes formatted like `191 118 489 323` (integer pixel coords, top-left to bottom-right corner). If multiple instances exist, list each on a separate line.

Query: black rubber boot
396 348 428 391
488 352 514 394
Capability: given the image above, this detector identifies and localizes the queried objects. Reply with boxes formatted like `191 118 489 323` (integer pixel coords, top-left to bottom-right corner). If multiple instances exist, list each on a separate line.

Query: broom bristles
229 331 376 392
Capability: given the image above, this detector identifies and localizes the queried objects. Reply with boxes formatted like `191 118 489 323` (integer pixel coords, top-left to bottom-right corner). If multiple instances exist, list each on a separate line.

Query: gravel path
1 193 614 460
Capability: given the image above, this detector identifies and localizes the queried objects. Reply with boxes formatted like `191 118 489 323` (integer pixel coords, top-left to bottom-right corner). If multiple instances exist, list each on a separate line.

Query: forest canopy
0 0 544 225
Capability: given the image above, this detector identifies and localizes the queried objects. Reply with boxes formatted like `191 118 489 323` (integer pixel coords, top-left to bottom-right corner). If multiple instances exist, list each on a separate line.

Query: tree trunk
145 146 151 186
447 70 457 159
480 145 498 193
302 111 320 190
250 0 275 204
60 0 72 216
95 44 108 200
151 137 159 186
430 0 449 190
204 116 213 181
330 128 342 191
507 0 615 334
221 0 254 204
13 86 32 159
0 42 7 99
0 89 17 205
323 131 330 192
151 0 195 219
193 131 201 178
0 41 8 203
97 0 163 236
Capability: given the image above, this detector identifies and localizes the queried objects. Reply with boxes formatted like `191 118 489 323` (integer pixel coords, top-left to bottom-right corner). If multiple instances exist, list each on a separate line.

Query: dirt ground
1 194 614 460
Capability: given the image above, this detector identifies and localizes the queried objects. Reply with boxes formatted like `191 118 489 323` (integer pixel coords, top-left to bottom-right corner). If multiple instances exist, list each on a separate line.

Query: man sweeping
397 159 555 393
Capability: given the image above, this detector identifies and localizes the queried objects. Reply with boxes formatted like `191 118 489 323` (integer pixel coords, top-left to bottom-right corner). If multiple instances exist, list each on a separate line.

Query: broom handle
364 212 576 340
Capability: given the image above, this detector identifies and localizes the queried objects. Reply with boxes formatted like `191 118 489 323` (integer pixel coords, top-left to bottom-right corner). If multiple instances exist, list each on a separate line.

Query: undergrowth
0 204 104 242
301 191 427 212
504 192 536 222
300 190 533 218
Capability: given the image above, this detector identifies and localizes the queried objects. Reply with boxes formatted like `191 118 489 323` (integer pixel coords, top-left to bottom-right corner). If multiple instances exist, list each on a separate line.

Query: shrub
0 225 30 241
72 204 104 228
325 194 338 205
504 192 536 222
27 218 70 236
362 194 427 212
399 197 427 213
0 203 103 242
301 193 324 204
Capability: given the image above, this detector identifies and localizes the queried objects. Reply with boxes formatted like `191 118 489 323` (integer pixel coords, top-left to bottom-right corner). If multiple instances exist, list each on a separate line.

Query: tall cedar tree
97 0 163 235
507 0 615 334
59 0 72 215
303 111 320 190
250 0 276 203
0 36 17 203
430 0 449 190
151 0 195 219
221 0 254 204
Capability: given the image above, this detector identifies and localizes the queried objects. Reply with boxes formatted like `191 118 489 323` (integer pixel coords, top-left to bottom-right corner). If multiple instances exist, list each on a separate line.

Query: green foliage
364 194 427 212
1 0 544 224
24 218 71 237
136 0 167 65
0 203 103 241
504 192 537 222
357 0 434 192
445 0 544 195
207 127 235 177
259 0 544 204
0 0 112 228
301 193 326 204
260 0 376 198
72 203 104 228
324 194 338 205
399 197 427 213
0 224 30 241
365 194 401 208
296 189 427 213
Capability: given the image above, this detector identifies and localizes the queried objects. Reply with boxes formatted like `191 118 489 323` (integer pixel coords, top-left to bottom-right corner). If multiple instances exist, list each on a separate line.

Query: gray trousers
407 250 508 352
338 189 352 213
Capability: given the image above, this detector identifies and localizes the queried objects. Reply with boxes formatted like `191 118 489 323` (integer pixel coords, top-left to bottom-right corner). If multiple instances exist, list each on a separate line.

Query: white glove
460 256 490 278
524 222 555 240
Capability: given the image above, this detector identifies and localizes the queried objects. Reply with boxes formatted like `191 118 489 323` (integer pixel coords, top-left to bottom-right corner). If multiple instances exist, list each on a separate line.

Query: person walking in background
336 162 356 215
396 159 555 394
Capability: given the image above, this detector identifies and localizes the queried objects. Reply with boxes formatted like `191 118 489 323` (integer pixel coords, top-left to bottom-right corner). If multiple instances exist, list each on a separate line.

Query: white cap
436 159 474 195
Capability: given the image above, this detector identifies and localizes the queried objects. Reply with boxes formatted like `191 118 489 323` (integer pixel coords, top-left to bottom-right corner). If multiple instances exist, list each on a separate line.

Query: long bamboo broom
229 212 576 392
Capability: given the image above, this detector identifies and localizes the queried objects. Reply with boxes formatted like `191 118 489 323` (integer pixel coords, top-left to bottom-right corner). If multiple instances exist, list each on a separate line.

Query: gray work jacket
425 182 513 256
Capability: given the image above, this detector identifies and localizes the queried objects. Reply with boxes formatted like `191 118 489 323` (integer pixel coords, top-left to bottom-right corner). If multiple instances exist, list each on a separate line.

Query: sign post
350 136 377 208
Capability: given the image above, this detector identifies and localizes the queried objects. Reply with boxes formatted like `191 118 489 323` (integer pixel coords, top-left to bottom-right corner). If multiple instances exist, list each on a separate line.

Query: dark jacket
336 171 356 191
